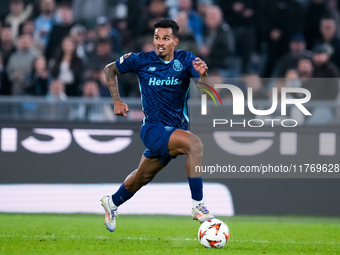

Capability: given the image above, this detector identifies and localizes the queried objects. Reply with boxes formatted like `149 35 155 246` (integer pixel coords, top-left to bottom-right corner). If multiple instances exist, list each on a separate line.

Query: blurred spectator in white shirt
5 0 33 40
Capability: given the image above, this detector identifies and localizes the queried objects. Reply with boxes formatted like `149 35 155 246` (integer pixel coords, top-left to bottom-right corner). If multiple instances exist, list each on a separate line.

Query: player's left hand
192 57 208 77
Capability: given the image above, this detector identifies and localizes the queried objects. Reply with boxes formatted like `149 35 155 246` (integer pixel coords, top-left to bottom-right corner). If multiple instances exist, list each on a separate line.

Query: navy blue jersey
116 50 200 128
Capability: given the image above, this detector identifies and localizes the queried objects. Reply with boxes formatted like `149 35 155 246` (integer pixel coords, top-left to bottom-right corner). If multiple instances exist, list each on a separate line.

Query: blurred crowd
0 0 339 101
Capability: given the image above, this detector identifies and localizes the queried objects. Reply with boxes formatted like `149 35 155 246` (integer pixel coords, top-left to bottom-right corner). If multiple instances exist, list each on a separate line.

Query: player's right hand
114 100 129 117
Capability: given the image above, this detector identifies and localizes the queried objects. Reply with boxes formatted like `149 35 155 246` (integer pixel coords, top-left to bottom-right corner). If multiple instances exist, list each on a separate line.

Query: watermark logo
198 83 312 128
201 84 311 116
197 82 223 112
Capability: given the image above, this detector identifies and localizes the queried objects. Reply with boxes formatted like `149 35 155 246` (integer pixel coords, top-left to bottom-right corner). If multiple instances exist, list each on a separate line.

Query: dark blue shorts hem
140 122 178 166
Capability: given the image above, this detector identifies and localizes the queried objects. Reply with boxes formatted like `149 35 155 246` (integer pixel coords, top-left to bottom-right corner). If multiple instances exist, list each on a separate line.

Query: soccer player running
101 18 214 232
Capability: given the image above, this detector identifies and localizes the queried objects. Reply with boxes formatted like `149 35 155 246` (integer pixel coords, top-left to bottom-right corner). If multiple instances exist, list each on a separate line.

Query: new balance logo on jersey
148 67 156 71
164 126 174 131
148 77 182 86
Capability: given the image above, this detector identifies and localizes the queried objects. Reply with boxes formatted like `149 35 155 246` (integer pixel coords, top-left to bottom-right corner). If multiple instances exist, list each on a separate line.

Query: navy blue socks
112 184 135 207
112 178 203 208
187 176 203 201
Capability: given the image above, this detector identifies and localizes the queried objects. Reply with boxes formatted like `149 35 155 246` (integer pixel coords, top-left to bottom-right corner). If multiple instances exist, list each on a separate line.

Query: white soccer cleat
100 195 118 232
192 203 215 223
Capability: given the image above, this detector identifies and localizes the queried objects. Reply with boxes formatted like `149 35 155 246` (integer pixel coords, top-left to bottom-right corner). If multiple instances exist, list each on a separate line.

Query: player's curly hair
154 18 180 37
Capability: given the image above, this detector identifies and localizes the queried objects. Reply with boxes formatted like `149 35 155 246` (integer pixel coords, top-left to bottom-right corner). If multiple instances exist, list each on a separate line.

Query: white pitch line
0 234 339 245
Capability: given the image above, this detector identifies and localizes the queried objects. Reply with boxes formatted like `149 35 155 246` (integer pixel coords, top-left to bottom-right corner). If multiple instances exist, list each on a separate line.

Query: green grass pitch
0 214 339 255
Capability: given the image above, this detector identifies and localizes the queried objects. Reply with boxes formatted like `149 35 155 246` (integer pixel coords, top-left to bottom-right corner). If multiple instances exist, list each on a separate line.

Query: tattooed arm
104 61 129 117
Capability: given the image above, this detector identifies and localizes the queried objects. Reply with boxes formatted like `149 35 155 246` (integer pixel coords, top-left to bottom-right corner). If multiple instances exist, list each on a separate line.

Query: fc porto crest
173 59 183 72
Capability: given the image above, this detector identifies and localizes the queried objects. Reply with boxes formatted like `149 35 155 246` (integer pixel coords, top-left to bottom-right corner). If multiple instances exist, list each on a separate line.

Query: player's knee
190 136 204 159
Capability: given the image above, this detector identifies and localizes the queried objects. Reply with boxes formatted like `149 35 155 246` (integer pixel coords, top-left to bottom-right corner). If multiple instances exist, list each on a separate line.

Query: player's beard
156 50 166 59
156 48 173 60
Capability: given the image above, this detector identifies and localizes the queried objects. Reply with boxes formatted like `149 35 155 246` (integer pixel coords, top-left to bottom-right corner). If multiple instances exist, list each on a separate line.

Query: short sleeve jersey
116 50 200 128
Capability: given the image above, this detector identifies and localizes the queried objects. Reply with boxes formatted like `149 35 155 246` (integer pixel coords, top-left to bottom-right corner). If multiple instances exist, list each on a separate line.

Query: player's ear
174 37 179 46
